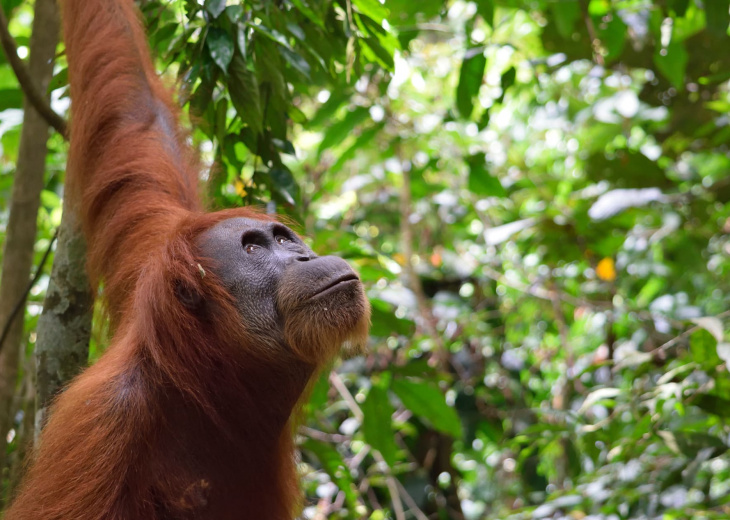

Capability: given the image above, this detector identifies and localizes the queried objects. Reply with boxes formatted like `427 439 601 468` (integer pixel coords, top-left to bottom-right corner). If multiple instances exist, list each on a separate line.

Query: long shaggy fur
4 0 352 518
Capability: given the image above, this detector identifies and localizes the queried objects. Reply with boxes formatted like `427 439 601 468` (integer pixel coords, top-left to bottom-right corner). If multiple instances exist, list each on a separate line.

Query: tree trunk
34 205 93 436
0 0 60 497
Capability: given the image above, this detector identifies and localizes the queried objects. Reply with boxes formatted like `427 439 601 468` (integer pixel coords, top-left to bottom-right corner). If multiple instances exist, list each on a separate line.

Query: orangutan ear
174 280 203 310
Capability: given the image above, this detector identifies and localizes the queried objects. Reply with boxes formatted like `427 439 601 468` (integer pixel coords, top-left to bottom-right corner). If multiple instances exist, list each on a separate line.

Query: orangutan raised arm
6 1 369 518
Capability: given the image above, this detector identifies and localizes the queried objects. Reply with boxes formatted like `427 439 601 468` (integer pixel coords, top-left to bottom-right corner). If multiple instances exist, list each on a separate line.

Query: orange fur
4 0 349 518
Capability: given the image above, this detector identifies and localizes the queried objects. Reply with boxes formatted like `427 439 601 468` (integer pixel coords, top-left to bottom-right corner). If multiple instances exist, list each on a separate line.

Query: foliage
3 0 730 518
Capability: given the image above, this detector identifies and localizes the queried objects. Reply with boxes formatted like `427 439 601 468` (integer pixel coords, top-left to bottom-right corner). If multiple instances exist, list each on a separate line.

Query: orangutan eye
244 244 261 254
275 235 290 245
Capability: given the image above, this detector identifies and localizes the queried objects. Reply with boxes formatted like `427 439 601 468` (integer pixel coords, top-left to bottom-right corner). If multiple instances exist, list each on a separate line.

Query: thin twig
655 310 730 356
579 0 605 67
0 4 68 138
299 426 351 443
0 229 58 356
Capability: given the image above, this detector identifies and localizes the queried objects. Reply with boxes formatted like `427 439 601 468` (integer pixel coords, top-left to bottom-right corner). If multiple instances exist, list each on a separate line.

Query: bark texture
0 0 60 491
34 204 92 437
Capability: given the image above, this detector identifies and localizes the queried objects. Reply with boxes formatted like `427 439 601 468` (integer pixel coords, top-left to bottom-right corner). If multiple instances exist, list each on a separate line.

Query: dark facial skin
197 218 369 356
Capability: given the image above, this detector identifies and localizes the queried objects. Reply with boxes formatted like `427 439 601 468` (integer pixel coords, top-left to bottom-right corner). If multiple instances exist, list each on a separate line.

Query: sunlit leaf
353 0 389 23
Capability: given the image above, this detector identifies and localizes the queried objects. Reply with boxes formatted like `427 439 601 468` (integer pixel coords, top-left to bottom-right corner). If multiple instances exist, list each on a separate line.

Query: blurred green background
3 0 730 518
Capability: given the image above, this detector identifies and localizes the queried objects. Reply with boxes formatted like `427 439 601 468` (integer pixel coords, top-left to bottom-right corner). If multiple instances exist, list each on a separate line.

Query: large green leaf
353 0 389 24
391 378 463 438
369 299 415 337
455 48 486 119
468 154 506 197
654 39 688 89
228 54 263 136
474 0 494 27
550 0 580 38
206 27 234 73
361 384 398 466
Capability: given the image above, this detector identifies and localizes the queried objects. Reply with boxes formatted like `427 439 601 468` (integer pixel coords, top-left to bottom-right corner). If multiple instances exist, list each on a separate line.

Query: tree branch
0 229 57 355
0 4 67 138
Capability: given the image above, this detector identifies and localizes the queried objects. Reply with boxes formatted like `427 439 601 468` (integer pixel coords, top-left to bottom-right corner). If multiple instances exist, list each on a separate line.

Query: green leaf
289 0 325 29
189 78 215 120
288 105 307 124
497 66 516 104
635 277 666 308
363 36 395 70
301 440 360 510
249 24 293 50
690 328 721 371
229 54 263 136
475 0 494 27
317 106 370 157
468 154 505 197
225 5 243 22
691 317 724 342
330 123 382 173
370 299 415 337
353 0 389 23
236 21 247 55
455 48 486 119
204 0 227 18
588 0 610 17
1 0 22 15
309 92 347 127
705 0 730 37
1 127 20 162
654 40 688 89
215 97 228 145
362 385 398 466
0 88 22 111
40 189 61 209
598 13 627 64
550 0 580 38
279 47 311 79
48 68 68 92
206 28 234 73
269 167 300 206
658 431 728 458
391 379 463 438
693 393 730 417
304 370 331 412
669 0 690 16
